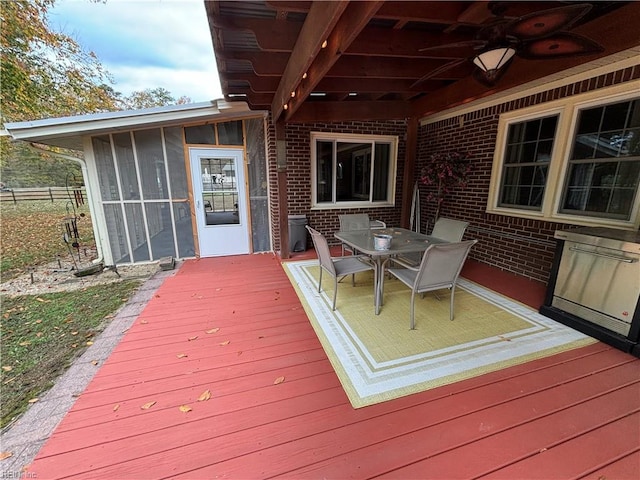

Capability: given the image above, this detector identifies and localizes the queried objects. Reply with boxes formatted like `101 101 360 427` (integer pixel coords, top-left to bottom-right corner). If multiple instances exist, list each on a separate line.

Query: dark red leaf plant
419 151 472 222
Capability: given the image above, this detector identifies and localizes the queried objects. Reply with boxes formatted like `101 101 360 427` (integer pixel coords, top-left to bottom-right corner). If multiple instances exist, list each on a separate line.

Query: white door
190 148 250 256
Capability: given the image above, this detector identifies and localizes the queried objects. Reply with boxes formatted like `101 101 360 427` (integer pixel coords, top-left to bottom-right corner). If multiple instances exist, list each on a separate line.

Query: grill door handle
569 246 638 263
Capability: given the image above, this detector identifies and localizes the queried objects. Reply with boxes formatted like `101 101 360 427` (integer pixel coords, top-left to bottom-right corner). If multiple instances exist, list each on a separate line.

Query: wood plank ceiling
205 1 640 124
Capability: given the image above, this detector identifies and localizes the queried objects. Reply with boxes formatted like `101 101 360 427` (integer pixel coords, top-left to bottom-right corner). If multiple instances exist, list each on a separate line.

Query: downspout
27 143 105 266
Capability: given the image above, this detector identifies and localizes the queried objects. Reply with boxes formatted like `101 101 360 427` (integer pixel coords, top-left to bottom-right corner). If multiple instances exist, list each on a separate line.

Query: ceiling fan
418 3 604 87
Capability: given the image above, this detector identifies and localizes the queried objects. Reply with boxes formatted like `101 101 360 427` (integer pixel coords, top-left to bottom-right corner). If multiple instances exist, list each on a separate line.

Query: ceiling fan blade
518 32 604 59
419 39 487 52
411 58 467 88
506 3 593 40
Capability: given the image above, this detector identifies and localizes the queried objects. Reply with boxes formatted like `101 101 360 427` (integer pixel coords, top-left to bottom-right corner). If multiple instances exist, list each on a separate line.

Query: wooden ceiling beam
227 51 455 79
270 1 349 122
267 1 467 23
214 16 472 58
282 0 385 122
288 100 411 123
225 75 452 95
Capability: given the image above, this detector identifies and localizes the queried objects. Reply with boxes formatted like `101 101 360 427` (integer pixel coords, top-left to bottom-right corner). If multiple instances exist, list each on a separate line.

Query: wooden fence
0 187 86 204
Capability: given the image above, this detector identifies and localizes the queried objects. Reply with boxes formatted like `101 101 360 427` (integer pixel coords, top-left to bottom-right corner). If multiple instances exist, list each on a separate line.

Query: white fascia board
3 100 254 143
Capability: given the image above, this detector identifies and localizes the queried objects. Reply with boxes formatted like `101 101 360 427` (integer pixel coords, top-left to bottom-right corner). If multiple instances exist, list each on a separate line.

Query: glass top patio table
334 227 448 314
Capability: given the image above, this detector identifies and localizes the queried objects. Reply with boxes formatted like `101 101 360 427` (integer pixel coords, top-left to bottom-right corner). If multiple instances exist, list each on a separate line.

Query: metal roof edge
3 99 253 140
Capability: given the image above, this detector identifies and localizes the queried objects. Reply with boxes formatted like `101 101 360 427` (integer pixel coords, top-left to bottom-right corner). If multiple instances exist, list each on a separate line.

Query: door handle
569 246 638 263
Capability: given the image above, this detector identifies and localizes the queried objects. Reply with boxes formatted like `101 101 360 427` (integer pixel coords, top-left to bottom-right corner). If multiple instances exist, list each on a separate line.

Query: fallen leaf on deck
176 353 188 359
219 340 230 346
179 405 192 413
188 336 198 341
140 320 148 324
113 404 120 411
141 401 156 410
197 390 211 401
206 328 219 334
0 452 12 461
273 376 285 385
91 360 99 366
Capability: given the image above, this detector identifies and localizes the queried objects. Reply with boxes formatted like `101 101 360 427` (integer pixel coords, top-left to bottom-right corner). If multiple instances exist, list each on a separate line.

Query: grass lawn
0 200 146 429
1 281 141 428
0 200 94 279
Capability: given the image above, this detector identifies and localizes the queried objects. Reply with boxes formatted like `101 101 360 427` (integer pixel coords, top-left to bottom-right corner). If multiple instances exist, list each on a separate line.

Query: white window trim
310 131 398 209
487 81 640 230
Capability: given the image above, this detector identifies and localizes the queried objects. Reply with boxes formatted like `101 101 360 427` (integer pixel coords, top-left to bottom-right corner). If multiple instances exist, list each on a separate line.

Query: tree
0 0 193 187
121 88 192 110
0 0 119 123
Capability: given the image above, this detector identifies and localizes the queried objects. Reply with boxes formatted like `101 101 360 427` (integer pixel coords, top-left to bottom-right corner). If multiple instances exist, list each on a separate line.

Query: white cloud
49 0 223 101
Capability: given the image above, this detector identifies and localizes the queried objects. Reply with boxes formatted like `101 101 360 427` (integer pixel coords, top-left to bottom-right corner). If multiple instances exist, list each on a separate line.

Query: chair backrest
306 225 336 276
339 213 370 232
430 217 469 242
415 239 477 290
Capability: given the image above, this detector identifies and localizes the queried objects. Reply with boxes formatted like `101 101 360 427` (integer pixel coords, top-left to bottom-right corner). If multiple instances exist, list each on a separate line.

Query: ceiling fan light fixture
473 47 516 72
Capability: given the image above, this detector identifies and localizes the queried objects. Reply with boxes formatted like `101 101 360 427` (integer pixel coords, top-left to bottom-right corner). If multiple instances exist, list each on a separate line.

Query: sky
49 0 223 103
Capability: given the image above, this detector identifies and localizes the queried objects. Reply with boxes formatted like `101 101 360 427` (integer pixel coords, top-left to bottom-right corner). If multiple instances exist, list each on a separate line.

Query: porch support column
276 121 290 259
400 116 418 229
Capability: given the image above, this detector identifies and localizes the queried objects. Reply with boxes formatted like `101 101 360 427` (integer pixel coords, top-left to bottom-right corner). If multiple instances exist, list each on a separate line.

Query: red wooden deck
27 254 639 479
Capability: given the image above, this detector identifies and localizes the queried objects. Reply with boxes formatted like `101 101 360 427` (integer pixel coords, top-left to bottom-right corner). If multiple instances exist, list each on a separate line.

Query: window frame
310 131 398 209
487 82 640 229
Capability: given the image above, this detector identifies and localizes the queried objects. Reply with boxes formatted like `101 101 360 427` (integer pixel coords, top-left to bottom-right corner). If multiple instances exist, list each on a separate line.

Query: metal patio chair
338 213 386 255
385 239 478 329
306 225 375 311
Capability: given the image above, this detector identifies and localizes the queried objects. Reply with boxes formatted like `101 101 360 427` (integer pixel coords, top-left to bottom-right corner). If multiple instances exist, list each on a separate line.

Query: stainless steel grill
541 227 640 356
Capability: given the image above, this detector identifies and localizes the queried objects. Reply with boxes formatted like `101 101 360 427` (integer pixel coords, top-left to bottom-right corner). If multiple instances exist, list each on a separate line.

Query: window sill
486 206 640 230
311 202 395 210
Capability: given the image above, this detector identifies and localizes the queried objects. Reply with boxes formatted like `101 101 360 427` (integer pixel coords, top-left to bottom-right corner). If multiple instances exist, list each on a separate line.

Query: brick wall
266 65 638 282
416 65 640 284
268 119 407 252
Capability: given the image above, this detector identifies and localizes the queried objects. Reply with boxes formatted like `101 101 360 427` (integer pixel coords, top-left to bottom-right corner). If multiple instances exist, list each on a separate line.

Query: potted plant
419 151 472 223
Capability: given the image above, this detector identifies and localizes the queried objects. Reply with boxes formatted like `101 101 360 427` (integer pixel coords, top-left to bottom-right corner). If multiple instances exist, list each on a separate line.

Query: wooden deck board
25 254 640 480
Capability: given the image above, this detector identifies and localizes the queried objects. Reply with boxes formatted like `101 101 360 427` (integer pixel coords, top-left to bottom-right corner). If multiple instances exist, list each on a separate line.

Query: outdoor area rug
283 259 596 408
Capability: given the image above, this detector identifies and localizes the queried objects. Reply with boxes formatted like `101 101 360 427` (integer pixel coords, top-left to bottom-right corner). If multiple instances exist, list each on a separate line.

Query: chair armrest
370 220 386 229
387 255 420 271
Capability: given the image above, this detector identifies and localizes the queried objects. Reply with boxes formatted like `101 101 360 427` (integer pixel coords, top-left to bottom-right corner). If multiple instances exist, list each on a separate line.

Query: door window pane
200 157 239 225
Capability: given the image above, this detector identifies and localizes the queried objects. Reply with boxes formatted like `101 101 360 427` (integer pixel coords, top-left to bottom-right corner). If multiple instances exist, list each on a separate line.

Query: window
312 132 397 207
499 115 558 210
560 99 640 220
488 84 640 228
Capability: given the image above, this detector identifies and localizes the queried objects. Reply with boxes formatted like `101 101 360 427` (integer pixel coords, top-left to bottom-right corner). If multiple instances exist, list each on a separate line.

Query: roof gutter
27 143 106 269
